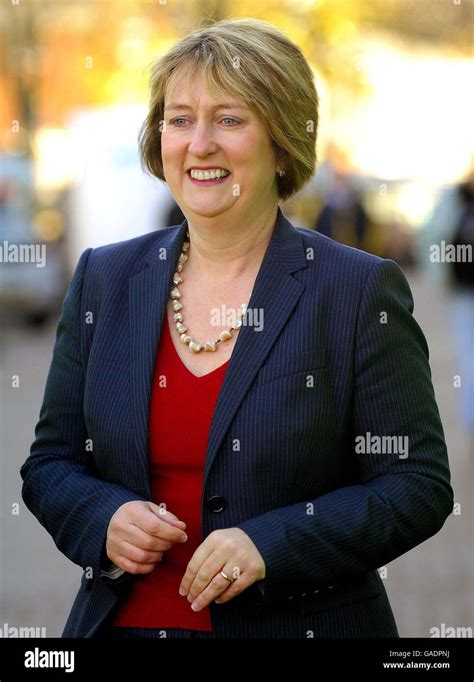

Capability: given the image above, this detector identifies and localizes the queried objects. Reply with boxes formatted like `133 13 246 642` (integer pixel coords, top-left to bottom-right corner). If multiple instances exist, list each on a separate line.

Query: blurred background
1 0 472 637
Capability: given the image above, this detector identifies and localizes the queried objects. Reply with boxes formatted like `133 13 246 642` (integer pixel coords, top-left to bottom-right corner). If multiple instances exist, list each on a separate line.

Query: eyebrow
164 102 248 112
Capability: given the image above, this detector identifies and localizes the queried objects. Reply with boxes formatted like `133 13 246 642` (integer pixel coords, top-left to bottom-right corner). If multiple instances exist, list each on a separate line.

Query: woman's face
161 70 280 221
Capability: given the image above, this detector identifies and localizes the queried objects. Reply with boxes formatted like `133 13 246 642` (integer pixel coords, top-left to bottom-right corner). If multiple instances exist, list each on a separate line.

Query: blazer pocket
255 348 327 386
298 574 383 617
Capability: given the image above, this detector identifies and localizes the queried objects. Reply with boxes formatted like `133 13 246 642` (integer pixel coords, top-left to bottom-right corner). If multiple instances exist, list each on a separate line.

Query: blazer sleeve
237 258 454 602
20 249 149 580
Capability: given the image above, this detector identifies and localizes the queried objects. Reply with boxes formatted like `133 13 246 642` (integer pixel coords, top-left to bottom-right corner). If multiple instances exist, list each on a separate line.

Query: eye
220 117 239 126
169 117 188 126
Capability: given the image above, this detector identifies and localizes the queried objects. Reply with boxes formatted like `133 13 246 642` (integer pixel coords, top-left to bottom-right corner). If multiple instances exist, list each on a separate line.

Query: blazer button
207 495 226 512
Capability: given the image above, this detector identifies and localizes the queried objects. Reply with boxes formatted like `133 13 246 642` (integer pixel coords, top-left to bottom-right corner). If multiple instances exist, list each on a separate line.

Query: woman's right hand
105 501 188 575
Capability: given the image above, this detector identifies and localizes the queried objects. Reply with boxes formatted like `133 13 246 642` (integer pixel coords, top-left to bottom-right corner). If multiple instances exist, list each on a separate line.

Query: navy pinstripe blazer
21 206 453 638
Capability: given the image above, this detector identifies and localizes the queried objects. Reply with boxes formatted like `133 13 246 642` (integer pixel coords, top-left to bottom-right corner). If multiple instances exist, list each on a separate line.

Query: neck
183 204 279 282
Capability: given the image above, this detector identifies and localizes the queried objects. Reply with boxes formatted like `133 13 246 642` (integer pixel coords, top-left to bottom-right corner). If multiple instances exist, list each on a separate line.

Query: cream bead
189 341 204 353
169 233 247 354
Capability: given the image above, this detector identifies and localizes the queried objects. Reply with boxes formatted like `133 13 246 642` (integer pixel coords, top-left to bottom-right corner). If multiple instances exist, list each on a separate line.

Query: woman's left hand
179 528 266 611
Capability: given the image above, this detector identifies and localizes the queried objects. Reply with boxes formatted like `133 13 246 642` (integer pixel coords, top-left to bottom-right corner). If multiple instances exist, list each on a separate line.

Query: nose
187 120 218 157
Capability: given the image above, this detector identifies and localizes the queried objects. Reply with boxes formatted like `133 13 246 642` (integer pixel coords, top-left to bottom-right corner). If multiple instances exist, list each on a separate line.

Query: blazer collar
129 206 308 498
143 205 307 272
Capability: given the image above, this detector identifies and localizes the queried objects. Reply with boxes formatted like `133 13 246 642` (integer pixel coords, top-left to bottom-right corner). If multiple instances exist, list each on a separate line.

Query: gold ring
220 570 234 582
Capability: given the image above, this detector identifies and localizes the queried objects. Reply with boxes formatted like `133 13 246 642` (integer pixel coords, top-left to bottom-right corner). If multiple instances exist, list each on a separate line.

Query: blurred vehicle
0 152 65 327
65 105 175 272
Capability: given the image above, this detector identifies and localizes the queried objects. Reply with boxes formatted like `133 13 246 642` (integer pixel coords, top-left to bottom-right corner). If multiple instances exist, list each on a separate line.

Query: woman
21 18 453 639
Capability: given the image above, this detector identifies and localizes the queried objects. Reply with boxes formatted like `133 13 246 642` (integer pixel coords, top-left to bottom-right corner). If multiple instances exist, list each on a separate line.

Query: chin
185 202 235 219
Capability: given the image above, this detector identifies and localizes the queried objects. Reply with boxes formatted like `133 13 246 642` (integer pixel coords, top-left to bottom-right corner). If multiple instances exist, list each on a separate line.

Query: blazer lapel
129 223 188 497
128 207 308 498
203 208 308 484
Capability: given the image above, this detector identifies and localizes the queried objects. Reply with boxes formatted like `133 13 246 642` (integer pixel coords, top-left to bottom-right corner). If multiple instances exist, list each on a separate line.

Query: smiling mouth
186 169 231 185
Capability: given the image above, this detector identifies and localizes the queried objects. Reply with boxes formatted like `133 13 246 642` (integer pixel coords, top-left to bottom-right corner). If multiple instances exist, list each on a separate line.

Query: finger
179 540 214 596
148 503 187 528
190 565 245 611
131 509 188 544
185 552 228 603
114 555 158 575
124 525 174 552
120 540 164 565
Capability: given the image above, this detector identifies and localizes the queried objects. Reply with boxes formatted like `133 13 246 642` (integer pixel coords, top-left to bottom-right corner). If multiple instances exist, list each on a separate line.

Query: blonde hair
139 18 319 201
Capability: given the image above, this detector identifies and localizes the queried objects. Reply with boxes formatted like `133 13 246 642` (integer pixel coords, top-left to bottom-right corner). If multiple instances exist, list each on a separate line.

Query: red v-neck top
111 315 230 631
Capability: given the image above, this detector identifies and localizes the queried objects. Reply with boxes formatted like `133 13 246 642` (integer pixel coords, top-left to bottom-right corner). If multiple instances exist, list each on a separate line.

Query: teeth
190 169 230 180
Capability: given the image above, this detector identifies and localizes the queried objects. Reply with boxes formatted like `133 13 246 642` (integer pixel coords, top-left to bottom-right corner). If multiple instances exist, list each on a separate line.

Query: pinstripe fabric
20 207 453 638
